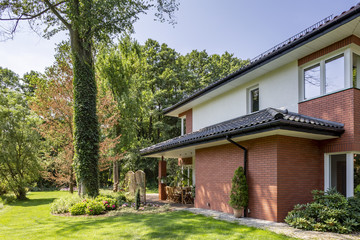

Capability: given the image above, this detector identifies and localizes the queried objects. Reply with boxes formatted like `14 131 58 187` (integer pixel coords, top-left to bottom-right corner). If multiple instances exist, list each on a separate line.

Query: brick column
158 157 167 200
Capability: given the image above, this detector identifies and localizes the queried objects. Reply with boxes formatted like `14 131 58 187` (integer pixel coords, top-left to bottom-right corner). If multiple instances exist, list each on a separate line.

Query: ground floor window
325 152 360 197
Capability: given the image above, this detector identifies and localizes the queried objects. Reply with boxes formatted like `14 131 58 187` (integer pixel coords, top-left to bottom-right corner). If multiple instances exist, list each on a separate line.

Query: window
325 55 345 93
303 54 345 100
248 86 259 113
304 64 321 99
325 152 358 198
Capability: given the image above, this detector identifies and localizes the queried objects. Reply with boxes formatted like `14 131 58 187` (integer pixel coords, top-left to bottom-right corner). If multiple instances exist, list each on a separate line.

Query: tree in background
97 37 248 187
0 69 42 200
0 0 178 197
31 43 121 193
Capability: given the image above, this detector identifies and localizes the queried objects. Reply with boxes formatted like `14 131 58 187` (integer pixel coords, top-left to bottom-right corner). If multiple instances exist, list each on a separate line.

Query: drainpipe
226 135 248 217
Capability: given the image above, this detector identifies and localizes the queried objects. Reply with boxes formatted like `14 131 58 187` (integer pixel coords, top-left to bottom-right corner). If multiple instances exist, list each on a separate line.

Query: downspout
226 135 248 217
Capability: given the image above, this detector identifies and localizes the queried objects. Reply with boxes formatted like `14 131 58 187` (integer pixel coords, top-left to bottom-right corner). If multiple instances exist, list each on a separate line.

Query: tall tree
0 78 42 200
0 0 178 196
31 43 121 193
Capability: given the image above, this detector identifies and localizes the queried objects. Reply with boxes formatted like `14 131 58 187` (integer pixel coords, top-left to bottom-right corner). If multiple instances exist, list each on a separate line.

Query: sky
0 0 359 76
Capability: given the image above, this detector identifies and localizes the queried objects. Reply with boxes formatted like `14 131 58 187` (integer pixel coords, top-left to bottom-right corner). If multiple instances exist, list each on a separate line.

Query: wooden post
158 156 167 200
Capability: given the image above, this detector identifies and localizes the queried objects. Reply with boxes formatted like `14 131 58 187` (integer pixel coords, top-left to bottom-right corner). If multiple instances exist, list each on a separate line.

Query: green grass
0 191 294 240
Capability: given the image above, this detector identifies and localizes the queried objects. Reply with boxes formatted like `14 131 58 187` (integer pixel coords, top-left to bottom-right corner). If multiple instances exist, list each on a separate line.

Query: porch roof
140 108 344 157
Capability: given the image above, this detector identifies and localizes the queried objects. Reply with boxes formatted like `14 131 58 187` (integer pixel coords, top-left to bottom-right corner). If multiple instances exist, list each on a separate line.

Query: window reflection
304 64 321 99
325 55 344 93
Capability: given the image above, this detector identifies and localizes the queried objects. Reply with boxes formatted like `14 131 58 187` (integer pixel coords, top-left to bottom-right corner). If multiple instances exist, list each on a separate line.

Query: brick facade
195 135 322 222
179 109 193 134
299 88 360 153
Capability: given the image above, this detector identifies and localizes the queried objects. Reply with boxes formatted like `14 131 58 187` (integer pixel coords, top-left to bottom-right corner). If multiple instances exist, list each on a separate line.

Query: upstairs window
325 55 345 93
303 54 345 100
248 86 259 113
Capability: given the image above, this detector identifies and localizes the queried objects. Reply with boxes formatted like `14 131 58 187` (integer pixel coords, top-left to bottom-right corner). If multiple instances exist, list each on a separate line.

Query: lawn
0 191 294 240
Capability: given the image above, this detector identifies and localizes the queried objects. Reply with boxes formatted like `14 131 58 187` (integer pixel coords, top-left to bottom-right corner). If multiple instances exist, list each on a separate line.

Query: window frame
300 48 352 101
324 152 360 198
247 85 259 114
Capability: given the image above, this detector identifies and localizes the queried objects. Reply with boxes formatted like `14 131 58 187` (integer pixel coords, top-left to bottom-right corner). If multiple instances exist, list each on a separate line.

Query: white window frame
247 85 259 114
180 116 186 136
300 48 352 101
324 152 359 198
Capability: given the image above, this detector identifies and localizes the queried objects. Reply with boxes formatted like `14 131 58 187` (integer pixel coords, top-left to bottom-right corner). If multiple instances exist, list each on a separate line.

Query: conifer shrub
135 188 141 210
229 166 248 210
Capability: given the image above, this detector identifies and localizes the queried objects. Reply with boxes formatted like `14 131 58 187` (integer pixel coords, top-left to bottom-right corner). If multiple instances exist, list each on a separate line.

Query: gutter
226 135 248 217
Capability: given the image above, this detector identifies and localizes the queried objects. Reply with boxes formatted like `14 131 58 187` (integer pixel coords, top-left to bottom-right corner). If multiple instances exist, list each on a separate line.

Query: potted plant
229 166 248 218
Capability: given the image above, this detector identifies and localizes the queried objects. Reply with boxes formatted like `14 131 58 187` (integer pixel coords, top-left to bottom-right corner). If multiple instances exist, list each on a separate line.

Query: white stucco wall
192 61 299 131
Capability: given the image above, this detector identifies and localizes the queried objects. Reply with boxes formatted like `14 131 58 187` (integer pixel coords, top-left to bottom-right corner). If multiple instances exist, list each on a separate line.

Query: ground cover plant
285 188 360 233
0 191 293 240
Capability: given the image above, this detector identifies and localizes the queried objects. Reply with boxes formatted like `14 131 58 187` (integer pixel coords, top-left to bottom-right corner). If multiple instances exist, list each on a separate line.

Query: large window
304 64 321 99
325 55 345 93
303 54 345 100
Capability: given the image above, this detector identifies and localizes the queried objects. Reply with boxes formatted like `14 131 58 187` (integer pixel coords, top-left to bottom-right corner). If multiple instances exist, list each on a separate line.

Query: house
140 4 360 222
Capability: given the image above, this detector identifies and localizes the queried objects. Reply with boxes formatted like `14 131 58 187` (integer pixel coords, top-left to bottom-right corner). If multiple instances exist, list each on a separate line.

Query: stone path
175 208 360 240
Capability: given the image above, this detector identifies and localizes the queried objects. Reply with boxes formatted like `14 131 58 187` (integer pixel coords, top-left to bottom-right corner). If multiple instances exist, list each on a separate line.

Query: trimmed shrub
85 200 105 215
69 201 87 215
285 188 360 233
229 166 248 210
95 195 117 210
50 194 82 214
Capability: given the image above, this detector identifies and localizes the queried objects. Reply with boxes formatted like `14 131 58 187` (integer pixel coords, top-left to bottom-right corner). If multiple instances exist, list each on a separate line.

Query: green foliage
229 166 248 210
135 188 141 210
285 188 360 233
69 201 87 216
85 200 105 215
0 194 16 205
0 73 42 200
0 182 8 196
95 195 118 210
50 194 82 214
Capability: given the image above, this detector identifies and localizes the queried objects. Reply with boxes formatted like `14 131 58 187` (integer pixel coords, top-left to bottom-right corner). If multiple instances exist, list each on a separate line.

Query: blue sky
0 0 358 76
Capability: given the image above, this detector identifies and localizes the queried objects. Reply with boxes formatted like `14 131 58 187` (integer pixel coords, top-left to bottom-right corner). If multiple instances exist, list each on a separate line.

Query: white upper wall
193 61 299 131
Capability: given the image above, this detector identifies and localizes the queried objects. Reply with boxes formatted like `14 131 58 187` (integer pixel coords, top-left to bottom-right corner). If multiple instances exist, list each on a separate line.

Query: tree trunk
69 166 74 194
113 161 119 192
15 187 27 200
70 29 99 198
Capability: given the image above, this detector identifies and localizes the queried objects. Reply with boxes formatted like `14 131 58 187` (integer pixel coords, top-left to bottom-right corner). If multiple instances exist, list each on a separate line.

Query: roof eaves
163 4 360 115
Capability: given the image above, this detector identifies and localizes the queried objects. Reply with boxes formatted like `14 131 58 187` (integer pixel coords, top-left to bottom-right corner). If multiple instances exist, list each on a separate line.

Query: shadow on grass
9 198 57 207
51 211 272 239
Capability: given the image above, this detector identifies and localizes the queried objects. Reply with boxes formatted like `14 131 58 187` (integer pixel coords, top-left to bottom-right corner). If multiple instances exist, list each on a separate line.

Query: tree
0 87 42 200
31 43 121 193
0 0 178 197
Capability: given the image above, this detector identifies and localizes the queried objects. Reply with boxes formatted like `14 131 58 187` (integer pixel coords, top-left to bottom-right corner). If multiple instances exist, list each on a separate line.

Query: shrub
95 195 117 210
229 166 248 210
69 201 87 215
285 188 360 233
135 189 141 210
85 200 105 215
50 194 82 214
0 182 8 196
0 194 16 205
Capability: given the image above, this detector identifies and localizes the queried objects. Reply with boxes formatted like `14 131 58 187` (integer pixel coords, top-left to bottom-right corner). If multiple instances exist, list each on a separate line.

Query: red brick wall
299 88 360 152
195 136 279 221
277 136 322 221
195 135 323 222
179 109 193 133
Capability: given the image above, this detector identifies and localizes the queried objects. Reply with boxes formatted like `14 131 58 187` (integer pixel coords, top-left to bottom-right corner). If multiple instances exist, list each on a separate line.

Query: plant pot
233 208 243 218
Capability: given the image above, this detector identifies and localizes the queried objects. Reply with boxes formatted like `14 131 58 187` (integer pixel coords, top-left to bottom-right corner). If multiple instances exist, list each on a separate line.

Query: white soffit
144 129 339 158
166 16 360 117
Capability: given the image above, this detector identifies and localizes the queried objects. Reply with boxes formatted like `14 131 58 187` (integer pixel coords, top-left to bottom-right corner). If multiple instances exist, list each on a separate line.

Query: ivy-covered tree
31 43 121 193
0 0 178 197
